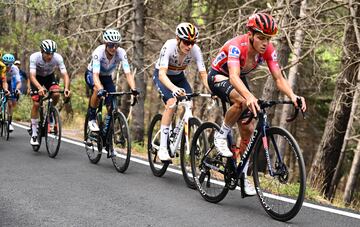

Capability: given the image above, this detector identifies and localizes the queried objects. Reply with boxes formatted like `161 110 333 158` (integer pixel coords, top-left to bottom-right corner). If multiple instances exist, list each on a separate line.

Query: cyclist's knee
165 98 176 110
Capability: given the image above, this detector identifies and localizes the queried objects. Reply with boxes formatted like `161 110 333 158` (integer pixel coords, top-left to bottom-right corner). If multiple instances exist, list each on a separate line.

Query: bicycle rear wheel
180 117 202 189
84 112 102 164
111 112 131 173
253 126 306 222
147 114 169 177
191 122 229 203
45 107 62 158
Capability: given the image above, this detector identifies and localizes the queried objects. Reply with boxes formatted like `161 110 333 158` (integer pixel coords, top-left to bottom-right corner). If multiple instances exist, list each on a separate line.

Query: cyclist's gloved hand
131 88 140 97
97 89 106 98
172 87 186 97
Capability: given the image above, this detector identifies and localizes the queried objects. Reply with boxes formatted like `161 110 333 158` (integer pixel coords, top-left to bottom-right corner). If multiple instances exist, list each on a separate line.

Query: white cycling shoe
158 146 171 161
30 136 39 146
88 120 100 132
9 124 14 132
243 178 256 196
214 136 233 157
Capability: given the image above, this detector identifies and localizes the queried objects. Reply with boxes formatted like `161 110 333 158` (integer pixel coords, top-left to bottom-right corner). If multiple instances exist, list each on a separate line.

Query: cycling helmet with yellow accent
246 13 278 36
176 23 199 42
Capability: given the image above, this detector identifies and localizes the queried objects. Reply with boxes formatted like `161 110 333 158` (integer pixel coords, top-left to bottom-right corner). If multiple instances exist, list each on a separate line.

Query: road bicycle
28 90 64 158
84 91 136 173
0 90 9 140
147 93 211 189
190 99 306 221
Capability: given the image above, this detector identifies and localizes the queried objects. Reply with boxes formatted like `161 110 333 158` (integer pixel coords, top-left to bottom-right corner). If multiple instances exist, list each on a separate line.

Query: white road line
12 122 360 219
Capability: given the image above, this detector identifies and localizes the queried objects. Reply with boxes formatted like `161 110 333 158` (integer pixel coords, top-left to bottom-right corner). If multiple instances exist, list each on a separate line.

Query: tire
180 117 201 189
45 107 62 158
84 111 102 164
4 111 9 141
147 114 169 177
191 122 229 203
252 126 306 222
111 112 131 173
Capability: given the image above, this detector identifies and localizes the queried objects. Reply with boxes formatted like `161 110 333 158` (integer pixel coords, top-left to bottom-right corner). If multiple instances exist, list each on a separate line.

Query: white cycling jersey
155 39 206 76
29 52 67 77
87 44 130 76
6 65 21 90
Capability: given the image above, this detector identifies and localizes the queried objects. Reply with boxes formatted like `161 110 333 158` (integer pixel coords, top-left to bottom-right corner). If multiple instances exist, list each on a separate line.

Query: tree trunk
332 0 360 202
261 0 293 123
277 0 307 158
131 0 145 143
309 4 360 194
343 139 360 204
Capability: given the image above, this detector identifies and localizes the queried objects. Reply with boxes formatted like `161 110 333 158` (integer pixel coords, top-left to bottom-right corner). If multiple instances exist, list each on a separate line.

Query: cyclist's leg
29 77 42 144
101 76 116 153
46 74 60 105
85 70 100 131
208 69 243 157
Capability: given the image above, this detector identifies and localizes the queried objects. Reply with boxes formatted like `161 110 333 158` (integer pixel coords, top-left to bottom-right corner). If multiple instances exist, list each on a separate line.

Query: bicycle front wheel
111 112 131 173
180 117 201 189
84 112 102 164
4 111 9 141
253 126 306 222
147 114 169 177
45 107 62 158
191 122 229 203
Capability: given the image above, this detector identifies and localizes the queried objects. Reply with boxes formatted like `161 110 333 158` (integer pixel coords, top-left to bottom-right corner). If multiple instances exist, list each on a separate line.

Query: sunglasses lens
183 40 195 46
107 43 119 48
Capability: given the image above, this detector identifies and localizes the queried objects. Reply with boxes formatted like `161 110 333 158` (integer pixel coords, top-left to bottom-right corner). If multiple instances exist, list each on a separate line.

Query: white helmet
103 29 122 43
40 39 57 53
176 23 199 42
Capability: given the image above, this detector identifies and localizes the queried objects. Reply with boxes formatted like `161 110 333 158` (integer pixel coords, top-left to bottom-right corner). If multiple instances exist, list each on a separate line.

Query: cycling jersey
0 61 6 81
87 44 130 76
6 64 21 91
211 34 279 76
155 39 206 76
29 52 67 77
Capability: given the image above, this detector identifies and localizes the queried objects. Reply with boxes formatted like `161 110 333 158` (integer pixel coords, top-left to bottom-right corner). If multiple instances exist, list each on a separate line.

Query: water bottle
103 115 111 134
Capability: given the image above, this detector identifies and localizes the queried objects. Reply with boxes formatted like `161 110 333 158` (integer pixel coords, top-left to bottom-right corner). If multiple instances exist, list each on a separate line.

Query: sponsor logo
229 46 240 58
213 51 226 66
271 51 278 61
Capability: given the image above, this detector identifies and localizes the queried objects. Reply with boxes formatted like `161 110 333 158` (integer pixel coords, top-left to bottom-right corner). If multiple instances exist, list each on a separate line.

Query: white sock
215 122 231 139
31 119 38 137
160 125 170 148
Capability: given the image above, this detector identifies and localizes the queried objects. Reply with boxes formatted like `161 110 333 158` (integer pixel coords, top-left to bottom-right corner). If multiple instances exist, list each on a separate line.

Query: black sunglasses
107 43 120 49
181 39 196 46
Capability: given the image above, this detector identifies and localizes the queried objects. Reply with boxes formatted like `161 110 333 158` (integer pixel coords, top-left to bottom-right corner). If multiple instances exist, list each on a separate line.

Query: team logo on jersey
213 51 226 66
271 51 278 61
229 45 240 58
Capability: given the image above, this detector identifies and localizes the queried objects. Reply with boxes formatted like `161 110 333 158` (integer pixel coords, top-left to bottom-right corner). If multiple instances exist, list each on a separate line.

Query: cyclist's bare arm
2 78 8 91
124 72 136 90
60 71 71 97
271 68 307 111
198 70 211 93
228 65 259 114
159 67 179 92
29 71 45 96
92 72 103 91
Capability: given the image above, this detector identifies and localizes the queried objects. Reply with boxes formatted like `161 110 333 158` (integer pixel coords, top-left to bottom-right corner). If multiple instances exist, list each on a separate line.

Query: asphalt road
0 124 359 226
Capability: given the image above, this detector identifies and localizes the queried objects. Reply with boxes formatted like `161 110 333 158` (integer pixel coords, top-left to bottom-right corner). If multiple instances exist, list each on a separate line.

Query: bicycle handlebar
106 91 138 106
169 92 213 109
241 99 306 125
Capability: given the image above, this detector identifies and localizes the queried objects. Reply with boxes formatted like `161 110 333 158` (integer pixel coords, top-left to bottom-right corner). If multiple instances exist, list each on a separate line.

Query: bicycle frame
168 100 194 157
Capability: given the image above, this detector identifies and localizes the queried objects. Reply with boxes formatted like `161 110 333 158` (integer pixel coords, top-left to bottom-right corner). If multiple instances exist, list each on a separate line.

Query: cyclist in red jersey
207 13 307 196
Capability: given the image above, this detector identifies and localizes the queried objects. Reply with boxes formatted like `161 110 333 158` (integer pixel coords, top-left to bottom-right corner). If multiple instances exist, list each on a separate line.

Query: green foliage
12 95 32 121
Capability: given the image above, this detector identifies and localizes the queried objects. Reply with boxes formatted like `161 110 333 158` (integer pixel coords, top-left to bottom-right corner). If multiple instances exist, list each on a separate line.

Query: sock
31 119 38 137
215 122 231 139
88 107 97 121
160 125 170 148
